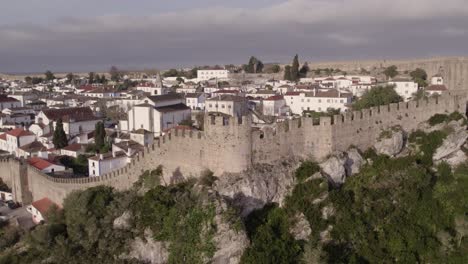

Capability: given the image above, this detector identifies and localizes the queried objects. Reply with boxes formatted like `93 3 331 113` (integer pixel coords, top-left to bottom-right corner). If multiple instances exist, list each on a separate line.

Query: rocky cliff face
215 159 299 217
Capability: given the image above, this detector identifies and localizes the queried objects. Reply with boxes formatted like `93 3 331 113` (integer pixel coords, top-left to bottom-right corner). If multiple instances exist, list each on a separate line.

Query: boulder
433 128 468 161
290 213 312 241
320 153 347 185
439 150 467 167
374 130 405 156
345 148 365 175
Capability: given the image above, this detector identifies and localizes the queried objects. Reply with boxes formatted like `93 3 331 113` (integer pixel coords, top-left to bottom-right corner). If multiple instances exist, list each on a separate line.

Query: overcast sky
1 0 468 73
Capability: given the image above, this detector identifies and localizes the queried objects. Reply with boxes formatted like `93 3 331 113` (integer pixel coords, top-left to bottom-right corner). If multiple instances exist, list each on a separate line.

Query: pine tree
291 54 300 81
284 65 292 81
53 119 68 149
95 121 106 151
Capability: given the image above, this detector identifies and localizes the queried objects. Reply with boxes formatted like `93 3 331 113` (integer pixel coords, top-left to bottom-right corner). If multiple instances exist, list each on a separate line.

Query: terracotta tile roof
28 157 56 170
155 103 190 113
147 93 183 103
61 143 83 152
426 85 448 91
42 107 97 122
0 95 20 103
0 133 6 140
32 197 58 217
285 92 301 96
265 95 284 101
6 128 34 137
19 141 47 152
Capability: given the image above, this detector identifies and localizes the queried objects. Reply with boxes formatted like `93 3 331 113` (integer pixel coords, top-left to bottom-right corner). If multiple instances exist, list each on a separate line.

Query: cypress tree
53 119 68 149
284 65 292 81
95 121 106 151
291 54 300 81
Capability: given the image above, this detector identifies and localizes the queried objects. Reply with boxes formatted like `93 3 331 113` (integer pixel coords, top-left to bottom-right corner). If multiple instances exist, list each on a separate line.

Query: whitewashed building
387 79 419 101
284 89 352 115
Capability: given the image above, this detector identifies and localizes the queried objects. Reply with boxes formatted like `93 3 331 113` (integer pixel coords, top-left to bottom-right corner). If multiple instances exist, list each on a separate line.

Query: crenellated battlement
1 91 467 206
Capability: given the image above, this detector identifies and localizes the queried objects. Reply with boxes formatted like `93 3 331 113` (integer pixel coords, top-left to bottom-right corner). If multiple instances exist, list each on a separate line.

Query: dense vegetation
0 169 222 264
1 115 467 263
240 126 467 263
353 85 403 110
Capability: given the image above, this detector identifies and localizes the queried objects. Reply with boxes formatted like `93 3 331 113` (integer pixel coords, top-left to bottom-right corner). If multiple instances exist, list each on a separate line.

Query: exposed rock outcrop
320 153 348 185
125 229 169 264
433 126 468 161
290 213 312 241
113 211 132 230
216 160 298 216
319 149 365 186
345 148 365 175
374 129 405 156
211 194 249 264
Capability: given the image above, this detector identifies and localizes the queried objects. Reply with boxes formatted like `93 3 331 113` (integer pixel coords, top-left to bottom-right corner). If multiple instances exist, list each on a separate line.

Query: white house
126 94 191 137
425 85 448 96
185 93 206 110
263 95 288 116
36 107 100 137
88 152 129 177
27 157 66 174
205 95 248 117
0 95 21 110
284 89 352 115
0 128 36 155
431 74 444 85
27 197 58 224
197 69 229 81
387 79 419 101
60 143 85 158
135 82 168 96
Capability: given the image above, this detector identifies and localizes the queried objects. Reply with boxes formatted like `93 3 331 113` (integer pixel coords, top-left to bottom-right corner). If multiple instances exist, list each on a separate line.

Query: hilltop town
0 56 467 263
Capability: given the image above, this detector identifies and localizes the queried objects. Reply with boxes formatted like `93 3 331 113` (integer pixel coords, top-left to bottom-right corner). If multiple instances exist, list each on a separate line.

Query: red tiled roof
62 143 82 152
0 95 20 103
426 85 448 91
285 92 301 96
0 134 6 140
32 197 58 217
42 107 97 122
265 95 284 101
28 157 56 170
6 128 34 137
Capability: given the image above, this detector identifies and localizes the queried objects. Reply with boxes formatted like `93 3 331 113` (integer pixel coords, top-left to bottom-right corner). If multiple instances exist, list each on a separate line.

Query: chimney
112 151 116 158
313 88 316 97
99 154 104 160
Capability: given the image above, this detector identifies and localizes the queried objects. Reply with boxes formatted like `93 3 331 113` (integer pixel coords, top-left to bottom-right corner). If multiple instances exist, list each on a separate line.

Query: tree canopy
383 65 398 79
353 85 403 110
410 68 428 87
52 119 68 149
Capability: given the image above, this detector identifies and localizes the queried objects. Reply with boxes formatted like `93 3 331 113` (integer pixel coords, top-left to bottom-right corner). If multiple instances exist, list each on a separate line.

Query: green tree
94 121 106 151
291 54 300 81
353 85 402 110
284 65 292 81
245 56 264 73
271 64 281 73
66 73 74 84
53 119 68 149
88 72 95 84
299 62 309 78
44 70 55 81
383 65 398 79
410 68 428 87
24 76 32 84
241 205 303 263
109 66 121 82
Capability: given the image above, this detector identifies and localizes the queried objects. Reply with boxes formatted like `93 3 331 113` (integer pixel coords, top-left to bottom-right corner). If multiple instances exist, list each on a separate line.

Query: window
307 99 310 102
228 105 231 108
340 100 343 103
221 104 225 108
301 99 304 102
327 99 330 103
209 104 212 107
318 99 321 103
